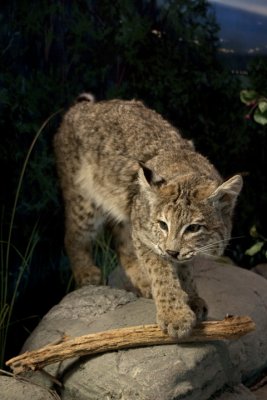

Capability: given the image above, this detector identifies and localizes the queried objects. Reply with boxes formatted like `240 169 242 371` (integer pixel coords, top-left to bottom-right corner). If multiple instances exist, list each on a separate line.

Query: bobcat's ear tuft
208 175 243 216
138 164 166 189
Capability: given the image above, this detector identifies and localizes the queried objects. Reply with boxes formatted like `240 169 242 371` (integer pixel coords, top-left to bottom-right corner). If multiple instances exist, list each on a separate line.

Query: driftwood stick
6 316 255 374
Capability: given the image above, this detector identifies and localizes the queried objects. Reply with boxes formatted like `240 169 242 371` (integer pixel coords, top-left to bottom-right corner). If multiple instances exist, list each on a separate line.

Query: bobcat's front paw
189 296 208 322
74 265 102 287
157 305 196 338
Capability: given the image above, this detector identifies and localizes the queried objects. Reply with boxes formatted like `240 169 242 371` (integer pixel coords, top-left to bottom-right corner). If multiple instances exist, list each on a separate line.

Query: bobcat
54 96 242 338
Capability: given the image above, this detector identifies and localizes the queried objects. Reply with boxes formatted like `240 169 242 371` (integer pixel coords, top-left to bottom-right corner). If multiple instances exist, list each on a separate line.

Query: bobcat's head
135 165 242 262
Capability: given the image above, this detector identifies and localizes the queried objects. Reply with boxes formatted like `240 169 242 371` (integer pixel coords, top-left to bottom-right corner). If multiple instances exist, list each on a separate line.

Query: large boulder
0 375 58 400
5 258 267 399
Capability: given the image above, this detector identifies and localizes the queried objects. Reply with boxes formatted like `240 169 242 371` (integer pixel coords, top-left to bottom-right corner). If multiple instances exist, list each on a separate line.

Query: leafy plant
245 226 267 261
240 90 267 125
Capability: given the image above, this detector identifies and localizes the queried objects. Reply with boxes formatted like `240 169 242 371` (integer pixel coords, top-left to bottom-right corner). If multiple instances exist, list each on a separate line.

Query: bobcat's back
54 98 220 200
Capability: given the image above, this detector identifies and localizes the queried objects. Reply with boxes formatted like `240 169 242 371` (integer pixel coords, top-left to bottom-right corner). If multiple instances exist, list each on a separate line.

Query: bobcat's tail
76 92 95 103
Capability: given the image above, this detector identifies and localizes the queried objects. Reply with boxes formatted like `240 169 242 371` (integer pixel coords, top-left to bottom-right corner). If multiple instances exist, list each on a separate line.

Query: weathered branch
6 316 255 374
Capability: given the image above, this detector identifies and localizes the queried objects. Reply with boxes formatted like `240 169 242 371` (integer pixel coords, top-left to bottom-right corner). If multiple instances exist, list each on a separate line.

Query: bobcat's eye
158 220 168 231
185 224 203 233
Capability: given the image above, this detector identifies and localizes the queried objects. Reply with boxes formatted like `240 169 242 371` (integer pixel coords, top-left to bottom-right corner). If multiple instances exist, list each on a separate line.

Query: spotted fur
54 98 242 338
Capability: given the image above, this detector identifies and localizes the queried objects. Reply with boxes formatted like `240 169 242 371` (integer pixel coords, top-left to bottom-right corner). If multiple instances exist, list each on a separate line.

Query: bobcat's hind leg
64 194 104 287
113 222 152 298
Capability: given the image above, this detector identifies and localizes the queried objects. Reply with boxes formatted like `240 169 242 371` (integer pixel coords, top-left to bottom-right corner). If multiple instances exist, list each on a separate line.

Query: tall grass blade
0 109 62 368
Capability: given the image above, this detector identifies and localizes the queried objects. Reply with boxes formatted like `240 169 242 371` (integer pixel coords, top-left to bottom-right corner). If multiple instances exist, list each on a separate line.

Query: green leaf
250 225 258 238
258 100 267 113
253 108 267 125
245 241 264 256
240 89 258 105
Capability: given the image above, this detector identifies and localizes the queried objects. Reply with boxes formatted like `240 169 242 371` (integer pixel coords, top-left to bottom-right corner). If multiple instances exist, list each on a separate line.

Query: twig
6 316 255 375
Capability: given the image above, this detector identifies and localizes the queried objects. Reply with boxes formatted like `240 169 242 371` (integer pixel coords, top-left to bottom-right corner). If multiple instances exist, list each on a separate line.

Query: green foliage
93 232 118 285
240 90 267 125
0 111 61 367
238 59 267 265
245 226 267 262
0 222 39 368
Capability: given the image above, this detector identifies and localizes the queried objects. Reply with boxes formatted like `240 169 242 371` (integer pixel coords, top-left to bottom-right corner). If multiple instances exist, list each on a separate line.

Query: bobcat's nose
166 249 180 259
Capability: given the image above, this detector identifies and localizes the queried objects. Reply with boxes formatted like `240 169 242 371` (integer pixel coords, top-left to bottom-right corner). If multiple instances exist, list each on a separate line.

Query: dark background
0 0 266 366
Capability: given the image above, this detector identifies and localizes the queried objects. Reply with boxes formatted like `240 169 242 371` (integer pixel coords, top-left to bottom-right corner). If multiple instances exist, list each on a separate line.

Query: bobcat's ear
208 175 243 216
138 164 166 189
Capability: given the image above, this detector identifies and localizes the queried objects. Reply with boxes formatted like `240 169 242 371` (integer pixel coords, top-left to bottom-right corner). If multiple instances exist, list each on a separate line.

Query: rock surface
5 258 267 399
215 384 257 400
0 375 58 400
252 263 267 280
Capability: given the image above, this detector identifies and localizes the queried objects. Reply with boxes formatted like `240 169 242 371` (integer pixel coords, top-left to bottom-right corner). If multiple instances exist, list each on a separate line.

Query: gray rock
22 286 136 350
253 384 267 400
7 259 267 400
0 375 58 400
252 263 267 280
214 384 256 400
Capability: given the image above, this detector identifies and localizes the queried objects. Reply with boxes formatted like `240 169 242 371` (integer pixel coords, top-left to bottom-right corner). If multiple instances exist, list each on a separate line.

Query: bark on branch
6 316 255 375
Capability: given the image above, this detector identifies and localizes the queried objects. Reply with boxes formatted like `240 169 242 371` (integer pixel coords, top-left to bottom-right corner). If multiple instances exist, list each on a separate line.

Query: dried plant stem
6 316 255 375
